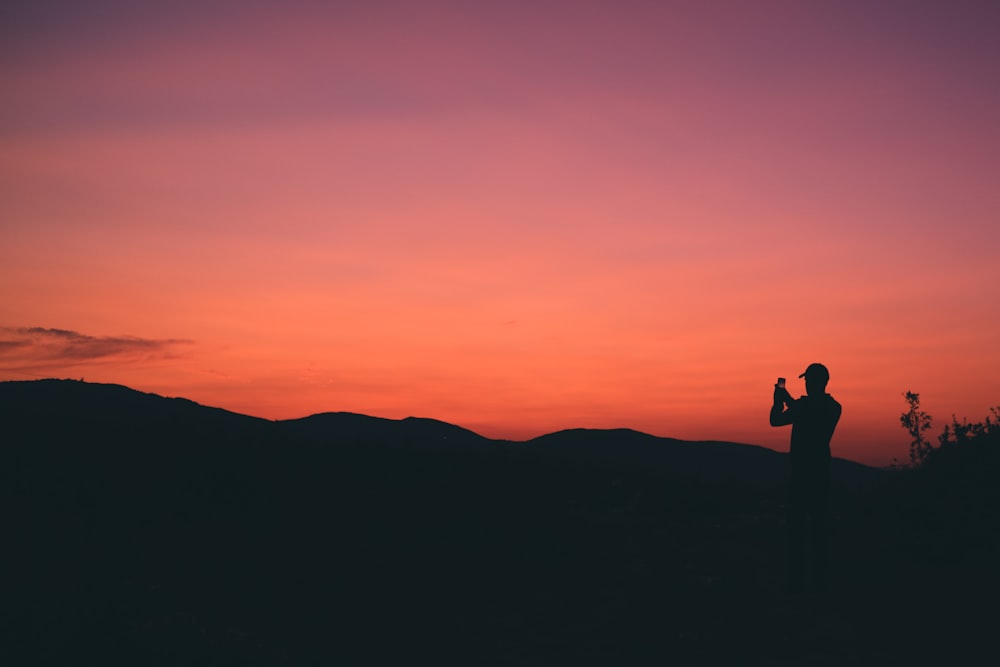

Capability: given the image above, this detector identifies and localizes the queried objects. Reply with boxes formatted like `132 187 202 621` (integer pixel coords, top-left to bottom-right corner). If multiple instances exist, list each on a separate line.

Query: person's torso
790 394 841 461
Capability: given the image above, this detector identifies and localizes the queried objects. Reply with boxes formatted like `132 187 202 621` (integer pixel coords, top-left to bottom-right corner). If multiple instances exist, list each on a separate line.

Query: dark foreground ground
1 383 997 665
2 445 997 666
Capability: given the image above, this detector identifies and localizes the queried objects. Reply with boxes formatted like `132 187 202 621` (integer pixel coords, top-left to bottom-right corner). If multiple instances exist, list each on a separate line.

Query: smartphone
777 377 786 388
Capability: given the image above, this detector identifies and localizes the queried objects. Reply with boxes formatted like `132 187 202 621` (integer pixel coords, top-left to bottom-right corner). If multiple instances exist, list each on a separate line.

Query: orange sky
2 1 999 465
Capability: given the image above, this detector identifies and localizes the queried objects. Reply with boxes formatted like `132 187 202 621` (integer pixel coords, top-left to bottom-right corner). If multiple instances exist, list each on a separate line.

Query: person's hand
774 385 792 405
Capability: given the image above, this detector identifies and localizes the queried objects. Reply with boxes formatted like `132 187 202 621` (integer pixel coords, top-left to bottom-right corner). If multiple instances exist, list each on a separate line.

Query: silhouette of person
770 363 841 593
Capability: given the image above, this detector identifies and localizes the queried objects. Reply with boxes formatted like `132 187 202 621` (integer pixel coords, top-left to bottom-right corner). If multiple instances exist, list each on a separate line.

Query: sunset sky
2 0 998 465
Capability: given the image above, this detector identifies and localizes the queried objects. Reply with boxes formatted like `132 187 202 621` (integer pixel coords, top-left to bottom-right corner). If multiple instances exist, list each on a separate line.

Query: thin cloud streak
0 327 192 367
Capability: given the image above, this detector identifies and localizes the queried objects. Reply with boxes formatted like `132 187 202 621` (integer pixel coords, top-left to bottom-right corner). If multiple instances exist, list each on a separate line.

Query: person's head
799 363 830 396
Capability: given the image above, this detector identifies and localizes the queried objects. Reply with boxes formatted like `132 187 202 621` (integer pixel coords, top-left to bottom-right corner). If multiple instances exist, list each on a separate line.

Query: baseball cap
798 363 830 382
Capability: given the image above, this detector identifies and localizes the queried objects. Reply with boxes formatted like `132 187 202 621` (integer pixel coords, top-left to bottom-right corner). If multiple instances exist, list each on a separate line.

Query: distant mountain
528 427 879 486
0 378 881 486
279 411 503 451
2 377 269 433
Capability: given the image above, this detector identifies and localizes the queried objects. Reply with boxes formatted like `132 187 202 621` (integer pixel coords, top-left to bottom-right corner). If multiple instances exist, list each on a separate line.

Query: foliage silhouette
900 391 999 472
900 391 933 465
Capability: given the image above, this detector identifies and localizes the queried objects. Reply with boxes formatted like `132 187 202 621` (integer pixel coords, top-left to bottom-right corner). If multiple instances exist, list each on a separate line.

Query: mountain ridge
1 378 881 486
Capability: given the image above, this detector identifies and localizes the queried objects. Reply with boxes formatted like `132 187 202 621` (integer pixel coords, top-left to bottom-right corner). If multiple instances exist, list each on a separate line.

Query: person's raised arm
770 384 795 426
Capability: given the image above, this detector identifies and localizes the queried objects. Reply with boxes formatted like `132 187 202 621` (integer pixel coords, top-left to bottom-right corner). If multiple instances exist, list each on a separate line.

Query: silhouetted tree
900 391 933 465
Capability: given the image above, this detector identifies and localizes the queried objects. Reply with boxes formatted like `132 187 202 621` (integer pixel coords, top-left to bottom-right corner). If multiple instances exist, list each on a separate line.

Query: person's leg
809 474 830 593
787 486 806 593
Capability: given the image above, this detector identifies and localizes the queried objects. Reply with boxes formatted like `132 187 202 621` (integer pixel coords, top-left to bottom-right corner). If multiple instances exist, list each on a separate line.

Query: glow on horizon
2 1 999 466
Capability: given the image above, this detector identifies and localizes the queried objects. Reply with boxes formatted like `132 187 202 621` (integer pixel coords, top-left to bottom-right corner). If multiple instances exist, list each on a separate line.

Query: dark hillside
529 428 881 487
278 411 502 451
3 378 269 431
